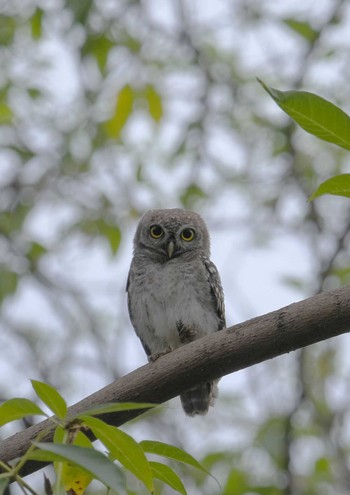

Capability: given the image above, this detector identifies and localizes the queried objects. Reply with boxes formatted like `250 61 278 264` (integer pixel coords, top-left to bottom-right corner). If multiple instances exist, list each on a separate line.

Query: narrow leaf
31 443 125 493
31 380 67 419
0 101 13 124
0 398 46 427
75 402 156 418
145 85 163 122
31 8 43 39
140 441 209 475
43 474 53 495
0 270 18 304
309 174 350 201
104 85 134 138
82 416 153 492
258 79 350 151
150 461 187 495
283 18 319 42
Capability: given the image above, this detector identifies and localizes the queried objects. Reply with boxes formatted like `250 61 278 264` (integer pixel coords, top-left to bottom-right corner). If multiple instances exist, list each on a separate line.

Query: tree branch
2 285 350 477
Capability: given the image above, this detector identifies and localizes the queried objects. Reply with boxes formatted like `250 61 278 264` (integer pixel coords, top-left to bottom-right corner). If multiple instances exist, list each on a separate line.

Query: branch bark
2 285 350 477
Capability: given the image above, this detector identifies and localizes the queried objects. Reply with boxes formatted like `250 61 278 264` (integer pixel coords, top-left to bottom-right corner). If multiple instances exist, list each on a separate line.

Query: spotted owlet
126 208 225 416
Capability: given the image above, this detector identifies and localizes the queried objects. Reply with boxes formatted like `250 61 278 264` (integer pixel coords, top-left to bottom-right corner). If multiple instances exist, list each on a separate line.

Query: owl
126 208 225 416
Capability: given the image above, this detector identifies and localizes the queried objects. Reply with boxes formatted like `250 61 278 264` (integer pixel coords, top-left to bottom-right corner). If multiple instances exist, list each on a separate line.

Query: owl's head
134 208 210 260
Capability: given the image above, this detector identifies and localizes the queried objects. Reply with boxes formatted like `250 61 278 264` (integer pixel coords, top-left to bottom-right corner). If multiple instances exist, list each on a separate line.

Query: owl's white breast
129 256 219 355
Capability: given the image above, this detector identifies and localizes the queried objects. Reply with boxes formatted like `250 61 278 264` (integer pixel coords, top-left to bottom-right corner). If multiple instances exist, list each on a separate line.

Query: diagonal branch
2 285 350 477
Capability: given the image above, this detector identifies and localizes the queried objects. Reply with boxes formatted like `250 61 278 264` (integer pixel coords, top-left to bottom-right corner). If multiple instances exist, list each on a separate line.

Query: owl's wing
126 270 152 358
202 256 226 330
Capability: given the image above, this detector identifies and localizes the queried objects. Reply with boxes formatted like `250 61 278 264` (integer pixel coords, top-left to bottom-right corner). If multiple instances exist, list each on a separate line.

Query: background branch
2 285 350 477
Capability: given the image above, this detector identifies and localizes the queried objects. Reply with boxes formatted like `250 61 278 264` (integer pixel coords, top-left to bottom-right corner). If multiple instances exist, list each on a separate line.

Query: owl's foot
176 321 197 343
149 345 173 362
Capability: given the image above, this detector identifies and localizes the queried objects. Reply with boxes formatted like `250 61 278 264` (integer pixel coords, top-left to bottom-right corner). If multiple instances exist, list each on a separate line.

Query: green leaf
68 0 93 24
140 441 209 475
150 461 187 495
82 35 114 71
31 8 43 39
31 443 125 493
104 85 134 139
0 398 46 427
0 16 16 46
0 204 29 235
180 183 207 209
0 101 13 124
0 478 10 495
258 79 350 151
31 380 67 419
309 174 350 201
75 402 156 418
145 85 163 122
283 18 319 42
96 220 122 255
79 219 122 255
0 269 18 304
27 242 47 265
81 416 154 492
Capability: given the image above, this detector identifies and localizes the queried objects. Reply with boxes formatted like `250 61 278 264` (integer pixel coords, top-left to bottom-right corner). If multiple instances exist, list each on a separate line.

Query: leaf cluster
0 381 210 495
258 79 350 201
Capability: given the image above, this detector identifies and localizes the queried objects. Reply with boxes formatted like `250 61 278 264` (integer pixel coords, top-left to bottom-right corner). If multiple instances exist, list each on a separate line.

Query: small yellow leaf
62 463 93 495
104 85 134 138
145 84 163 122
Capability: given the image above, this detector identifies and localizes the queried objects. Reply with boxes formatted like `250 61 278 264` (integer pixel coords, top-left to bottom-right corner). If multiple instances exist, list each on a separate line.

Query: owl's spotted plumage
126 208 225 416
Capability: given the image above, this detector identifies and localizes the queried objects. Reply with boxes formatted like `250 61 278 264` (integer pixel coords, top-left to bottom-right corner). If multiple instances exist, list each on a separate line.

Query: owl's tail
180 381 218 416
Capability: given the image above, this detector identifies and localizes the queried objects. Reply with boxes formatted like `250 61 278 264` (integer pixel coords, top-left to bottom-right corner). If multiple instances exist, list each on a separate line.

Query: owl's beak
167 240 175 258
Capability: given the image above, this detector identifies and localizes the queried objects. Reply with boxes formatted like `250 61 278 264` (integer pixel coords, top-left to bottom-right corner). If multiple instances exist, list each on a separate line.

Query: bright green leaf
140 440 209 475
31 380 67 419
309 174 350 201
314 456 330 476
258 79 350 151
81 416 154 492
75 402 156 418
150 461 187 495
31 8 43 40
145 85 163 122
0 398 46 427
0 269 18 304
283 18 319 42
104 85 134 139
31 443 125 493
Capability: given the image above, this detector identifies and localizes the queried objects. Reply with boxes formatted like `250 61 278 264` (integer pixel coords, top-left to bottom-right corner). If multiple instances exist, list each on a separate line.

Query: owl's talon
149 345 173 362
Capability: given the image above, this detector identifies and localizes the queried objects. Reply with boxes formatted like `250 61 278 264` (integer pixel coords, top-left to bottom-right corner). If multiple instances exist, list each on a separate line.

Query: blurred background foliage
1 0 350 494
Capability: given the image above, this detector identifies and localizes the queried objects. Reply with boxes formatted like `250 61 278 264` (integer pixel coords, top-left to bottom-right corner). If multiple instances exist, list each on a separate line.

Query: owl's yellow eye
150 225 164 239
181 228 195 241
